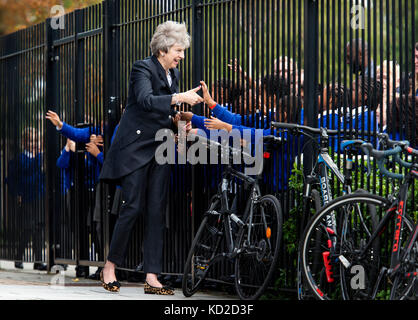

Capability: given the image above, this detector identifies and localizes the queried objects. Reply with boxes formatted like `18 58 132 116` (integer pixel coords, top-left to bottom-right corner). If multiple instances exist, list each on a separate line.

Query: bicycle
271 122 379 300
182 133 284 300
299 137 418 300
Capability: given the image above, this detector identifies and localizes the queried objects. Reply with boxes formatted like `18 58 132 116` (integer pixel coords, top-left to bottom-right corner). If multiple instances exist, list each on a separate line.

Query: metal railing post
73 8 85 267
191 0 204 249
45 18 60 271
303 0 319 177
102 0 120 261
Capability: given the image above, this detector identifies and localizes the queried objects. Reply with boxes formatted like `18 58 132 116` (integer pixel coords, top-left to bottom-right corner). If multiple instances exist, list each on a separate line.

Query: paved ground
0 260 237 300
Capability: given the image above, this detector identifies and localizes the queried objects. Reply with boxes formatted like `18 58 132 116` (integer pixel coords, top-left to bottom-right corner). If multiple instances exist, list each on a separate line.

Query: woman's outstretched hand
177 86 204 106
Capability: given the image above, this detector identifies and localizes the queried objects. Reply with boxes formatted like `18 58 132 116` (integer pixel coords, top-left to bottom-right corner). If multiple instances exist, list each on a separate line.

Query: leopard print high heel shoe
100 270 121 293
144 281 174 295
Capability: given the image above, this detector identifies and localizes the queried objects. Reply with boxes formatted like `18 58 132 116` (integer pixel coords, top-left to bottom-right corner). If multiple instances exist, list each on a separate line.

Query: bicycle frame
218 164 262 257
358 170 418 274
191 133 281 268
298 128 362 298
303 131 357 243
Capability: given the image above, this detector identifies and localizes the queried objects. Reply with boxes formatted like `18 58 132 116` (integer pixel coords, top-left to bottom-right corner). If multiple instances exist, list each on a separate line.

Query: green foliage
282 217 298 255
283 162 305 255
260 268 293 300
376 289 391 300
288 162 304 192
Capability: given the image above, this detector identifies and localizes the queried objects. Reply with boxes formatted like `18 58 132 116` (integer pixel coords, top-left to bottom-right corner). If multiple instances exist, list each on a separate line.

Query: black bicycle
182 133 283 300
300 137 418 300
271 122 379 300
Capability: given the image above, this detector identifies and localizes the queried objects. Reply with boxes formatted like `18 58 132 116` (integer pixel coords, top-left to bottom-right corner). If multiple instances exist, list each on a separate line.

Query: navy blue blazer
6 151 45 203
99 55 179 181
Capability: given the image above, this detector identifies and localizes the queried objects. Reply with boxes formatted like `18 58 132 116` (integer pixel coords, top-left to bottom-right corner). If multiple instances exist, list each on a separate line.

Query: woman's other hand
180 111 194 122
172 112 181 127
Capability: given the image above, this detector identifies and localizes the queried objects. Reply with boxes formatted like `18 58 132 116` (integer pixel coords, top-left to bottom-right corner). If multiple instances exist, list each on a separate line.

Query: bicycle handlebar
360 143 404 180
393 145 418 169
191 134 251 158
377 133 409 149
271 122 417 179
340 139 365 150
377 133 418 168
394 153 413 169
271 122 339 135
187 133 283 161
405 146 418 157
188 133 253 160
263 135 285 146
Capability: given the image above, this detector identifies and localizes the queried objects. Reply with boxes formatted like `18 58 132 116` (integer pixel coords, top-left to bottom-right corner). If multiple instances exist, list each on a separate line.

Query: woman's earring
161 53 165 57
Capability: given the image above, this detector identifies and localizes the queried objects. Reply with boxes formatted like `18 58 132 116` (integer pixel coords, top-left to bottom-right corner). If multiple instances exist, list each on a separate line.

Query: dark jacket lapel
169 69 179 93
151 55 178 94
151 55 170 89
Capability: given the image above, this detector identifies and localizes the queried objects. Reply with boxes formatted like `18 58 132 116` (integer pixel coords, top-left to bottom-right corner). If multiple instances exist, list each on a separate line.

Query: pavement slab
0 260 237 300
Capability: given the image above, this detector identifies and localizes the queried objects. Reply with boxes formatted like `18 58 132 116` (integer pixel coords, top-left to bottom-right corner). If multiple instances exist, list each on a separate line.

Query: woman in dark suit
99 21 202 294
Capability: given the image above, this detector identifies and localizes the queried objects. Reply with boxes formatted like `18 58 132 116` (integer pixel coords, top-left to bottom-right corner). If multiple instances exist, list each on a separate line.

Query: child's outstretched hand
200 81 216 107
204 116 232 132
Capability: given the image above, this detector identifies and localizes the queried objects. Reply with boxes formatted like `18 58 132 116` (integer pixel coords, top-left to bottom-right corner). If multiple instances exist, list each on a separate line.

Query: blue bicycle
299 135 417 300
271 122 379 300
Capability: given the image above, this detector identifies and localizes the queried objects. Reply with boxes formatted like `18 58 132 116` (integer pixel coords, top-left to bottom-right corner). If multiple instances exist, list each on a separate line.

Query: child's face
24 130 38 154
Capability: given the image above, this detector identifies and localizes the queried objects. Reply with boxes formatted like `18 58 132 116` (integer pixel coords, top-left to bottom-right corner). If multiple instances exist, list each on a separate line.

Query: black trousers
107 159 170 274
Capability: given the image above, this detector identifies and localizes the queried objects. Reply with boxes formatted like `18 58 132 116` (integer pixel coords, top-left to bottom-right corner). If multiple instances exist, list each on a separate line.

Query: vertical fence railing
0 0 416 294
50 10 77 267
42 5 106 272
0 22 47 265
102 0 120 264
45 17 60 271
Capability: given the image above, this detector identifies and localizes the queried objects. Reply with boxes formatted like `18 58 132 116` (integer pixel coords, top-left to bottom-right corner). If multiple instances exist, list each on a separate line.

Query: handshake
172 80 233 133
173 80 216 107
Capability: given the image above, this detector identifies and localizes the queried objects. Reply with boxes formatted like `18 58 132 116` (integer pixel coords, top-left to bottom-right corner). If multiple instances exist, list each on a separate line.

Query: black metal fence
0 22 47 264
0 0 416 293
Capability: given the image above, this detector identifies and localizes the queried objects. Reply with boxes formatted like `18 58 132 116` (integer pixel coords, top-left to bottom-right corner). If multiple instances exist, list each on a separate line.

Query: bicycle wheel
390 220 418 300
182 196 223 297
339 195 380 300
300 193 382 300
234 194 283 300
298 189 322 300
